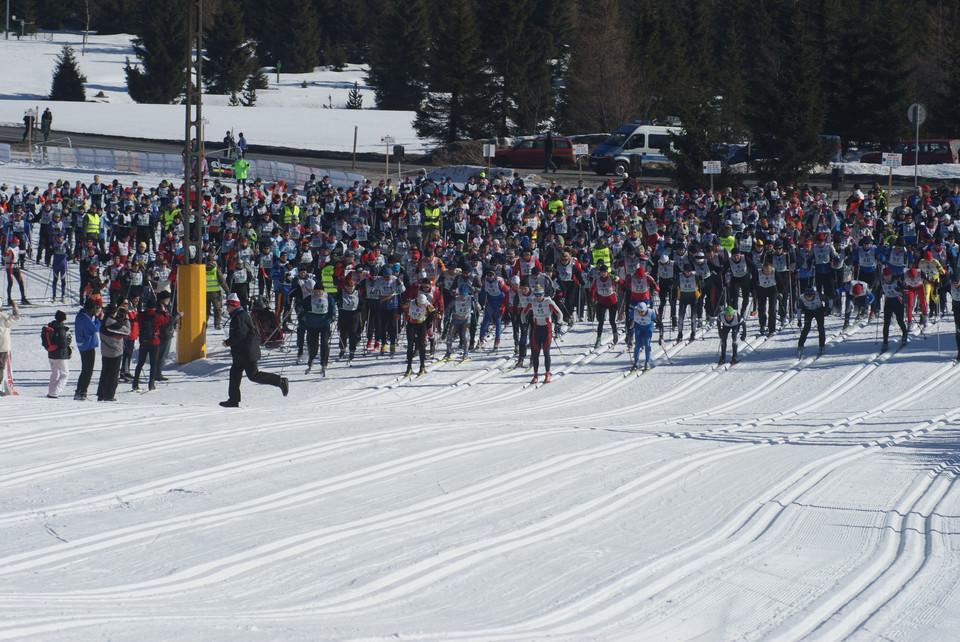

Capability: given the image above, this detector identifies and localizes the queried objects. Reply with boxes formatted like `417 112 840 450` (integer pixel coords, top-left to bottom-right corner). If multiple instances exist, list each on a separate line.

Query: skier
902 267 926 330
622 266 659 348
717 305 742 366
797 287 827 357
3 237 30 305
402 293 436 376
303 281 337 376
754 262 778 336
879 266 908 352
950 273 960 361
676 262 699 343
444 284 478 362
630 301 657 371
478 269 509 350
590 262 621 346
523 284 562 384
842 280 874 329
337 279 361 362
509 280 533 366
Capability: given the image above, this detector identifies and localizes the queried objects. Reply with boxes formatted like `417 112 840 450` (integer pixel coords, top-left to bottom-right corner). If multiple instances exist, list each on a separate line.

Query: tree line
21 0 960 182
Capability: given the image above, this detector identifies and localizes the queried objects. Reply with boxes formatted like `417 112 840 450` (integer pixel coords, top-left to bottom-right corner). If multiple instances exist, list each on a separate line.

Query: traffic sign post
573 144 589 181
702 160 721 192
908 103 926 187
381 136 394 178
882 152 902 199
483 143 496 174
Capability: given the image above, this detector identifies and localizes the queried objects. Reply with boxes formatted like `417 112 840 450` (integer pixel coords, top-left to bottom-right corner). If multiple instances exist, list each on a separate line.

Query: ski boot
380 344 387 355
612 332 619 346
516 356 524 368
842 320 849 330
366 339 374 351
530 373 538 384
443 349 452 361
543 372 551 383
493 339 500 351
321 367 326 377
404 365 413 377
880 342 889 352
338 349 346 360
390 342 396 355
417 366 426 376
717 356 725 366
730 356 739 365
817 346 824 356
643 360 650 371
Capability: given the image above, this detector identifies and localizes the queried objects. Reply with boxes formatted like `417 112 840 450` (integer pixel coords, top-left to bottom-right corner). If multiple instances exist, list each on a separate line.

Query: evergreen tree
203 1 259 96
345 81 363 109
92 0 144 35
241 75 260 106
750 0 830 184
252 0 321 73
49 45 87 101
414 0 492 143
365 0 428 110
562 0 642 132
38 0 70 30
124 0 187 104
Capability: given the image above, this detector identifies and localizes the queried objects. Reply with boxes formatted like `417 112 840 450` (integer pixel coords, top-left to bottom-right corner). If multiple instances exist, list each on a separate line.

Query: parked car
859 139 960 165
494 136 576 168
589 122 681 175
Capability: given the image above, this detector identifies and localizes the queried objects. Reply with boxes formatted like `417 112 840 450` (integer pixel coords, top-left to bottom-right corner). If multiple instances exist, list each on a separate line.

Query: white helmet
417 294 429 307
638 302 648 311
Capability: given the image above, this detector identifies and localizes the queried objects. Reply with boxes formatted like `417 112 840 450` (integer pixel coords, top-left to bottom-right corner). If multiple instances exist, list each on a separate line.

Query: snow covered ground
0 32 424 153
2 231 960 640
3 31 960 641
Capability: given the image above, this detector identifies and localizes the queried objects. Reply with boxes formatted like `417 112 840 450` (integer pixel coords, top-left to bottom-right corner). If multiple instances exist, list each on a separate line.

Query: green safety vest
423 205 440 227
591 247 611 268
83 212 100 235
283 205 300 225
321 264 337 293
206 266 222 292
719 235 735 252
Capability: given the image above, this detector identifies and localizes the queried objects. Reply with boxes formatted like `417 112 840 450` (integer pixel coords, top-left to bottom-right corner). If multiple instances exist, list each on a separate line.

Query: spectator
74 298 103 401
96 299 130 401
42 309 72 398
41 108 53 142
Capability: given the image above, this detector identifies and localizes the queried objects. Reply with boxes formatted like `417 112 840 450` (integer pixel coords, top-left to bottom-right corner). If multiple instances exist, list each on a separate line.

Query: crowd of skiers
2 168 960 396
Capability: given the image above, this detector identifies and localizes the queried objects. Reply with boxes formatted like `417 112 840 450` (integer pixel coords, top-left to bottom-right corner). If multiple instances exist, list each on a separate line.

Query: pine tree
252 0 320 73
241 76 259 107
345 82 363 109
124 0 187 104
414 0 492 143
563 0 642 133
750 0 829 184
49 45 87 101
93 0 141 35
37 0 70 30
365 0 428 110
203 1 259 96
10 0 39 34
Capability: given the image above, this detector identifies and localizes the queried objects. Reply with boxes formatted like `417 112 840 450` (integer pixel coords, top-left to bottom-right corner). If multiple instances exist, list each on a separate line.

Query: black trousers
307 325 332 368
76 348 96 396
799 308 826 348
97 355 122 400
133 343 160 385
227 359 283 403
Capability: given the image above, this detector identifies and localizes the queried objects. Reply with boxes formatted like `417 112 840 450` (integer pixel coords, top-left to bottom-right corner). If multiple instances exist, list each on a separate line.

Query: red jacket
136 308 169 346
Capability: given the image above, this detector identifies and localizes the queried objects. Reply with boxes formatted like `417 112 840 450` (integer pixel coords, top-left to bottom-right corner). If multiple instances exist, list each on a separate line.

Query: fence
0 143 10 165
35 145 366 190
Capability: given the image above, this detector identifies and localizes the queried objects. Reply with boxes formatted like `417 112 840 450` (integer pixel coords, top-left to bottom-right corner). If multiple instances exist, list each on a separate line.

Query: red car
494 136 576 168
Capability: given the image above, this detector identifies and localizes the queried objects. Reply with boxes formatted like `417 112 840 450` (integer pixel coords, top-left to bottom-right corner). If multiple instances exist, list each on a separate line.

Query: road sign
24 108 36 117
907 103 927 126
881 152 902 167
702 160 722 174
381 136 395 144
482 144 496 158
573 143 589 157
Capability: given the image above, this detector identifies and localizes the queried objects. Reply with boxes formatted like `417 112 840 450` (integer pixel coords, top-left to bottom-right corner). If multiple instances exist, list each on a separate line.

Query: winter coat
0 306 20 353
42 319 72 360
99 314 130 359
137 308 170 347
75 311 101 351
224 306 261 363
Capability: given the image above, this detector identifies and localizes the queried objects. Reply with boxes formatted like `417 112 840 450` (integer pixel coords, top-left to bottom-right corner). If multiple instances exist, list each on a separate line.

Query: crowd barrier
36 145 365 190
0 143 11 164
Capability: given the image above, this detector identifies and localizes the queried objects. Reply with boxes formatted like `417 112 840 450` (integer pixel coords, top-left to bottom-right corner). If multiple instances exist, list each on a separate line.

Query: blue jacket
75 310 101 351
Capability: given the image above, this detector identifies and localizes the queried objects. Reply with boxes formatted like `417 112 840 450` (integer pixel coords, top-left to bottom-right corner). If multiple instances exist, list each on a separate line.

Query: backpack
140 314 155 342
41 324 55 352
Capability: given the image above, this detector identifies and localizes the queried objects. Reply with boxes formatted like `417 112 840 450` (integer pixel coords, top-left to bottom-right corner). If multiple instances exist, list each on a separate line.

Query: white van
589 122 682 175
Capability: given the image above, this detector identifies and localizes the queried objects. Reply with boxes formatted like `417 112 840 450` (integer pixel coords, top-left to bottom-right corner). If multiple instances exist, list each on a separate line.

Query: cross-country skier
523 284 562 384
797 287 827 357
717 305 742 365
879 266 908 352
630 301 657 371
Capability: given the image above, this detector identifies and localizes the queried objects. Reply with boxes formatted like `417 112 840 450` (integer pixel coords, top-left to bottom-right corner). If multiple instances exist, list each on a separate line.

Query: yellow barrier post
176 263 207 363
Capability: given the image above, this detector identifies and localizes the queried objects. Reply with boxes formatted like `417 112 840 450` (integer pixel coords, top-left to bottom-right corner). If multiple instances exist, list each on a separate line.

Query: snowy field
0 32 424 153
3 31 960 641
2 224 960 640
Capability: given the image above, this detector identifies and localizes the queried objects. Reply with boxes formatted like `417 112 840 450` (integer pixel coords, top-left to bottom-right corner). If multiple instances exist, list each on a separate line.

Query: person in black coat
220 293 289 407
